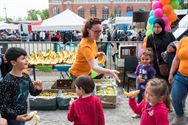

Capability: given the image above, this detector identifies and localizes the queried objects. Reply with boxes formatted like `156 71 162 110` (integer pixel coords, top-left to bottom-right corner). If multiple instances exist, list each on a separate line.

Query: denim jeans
171 72 188 116
8 120 25 125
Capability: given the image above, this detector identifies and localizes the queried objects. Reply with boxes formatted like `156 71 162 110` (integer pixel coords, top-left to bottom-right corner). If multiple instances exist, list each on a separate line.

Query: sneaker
131 114 141 119
171 116 187 125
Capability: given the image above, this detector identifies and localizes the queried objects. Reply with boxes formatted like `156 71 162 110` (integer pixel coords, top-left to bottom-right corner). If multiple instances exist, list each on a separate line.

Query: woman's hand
16 114 33 122
168 74 174 85
97 52 105 56
109 70 120 83
34 80 43 91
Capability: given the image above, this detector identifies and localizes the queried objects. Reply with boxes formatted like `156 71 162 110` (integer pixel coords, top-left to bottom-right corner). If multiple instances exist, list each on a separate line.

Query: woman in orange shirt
69 18 120 82
168 37 188 125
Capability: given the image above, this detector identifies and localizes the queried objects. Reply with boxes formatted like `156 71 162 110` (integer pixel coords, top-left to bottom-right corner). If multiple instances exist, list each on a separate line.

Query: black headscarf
154 18 165 36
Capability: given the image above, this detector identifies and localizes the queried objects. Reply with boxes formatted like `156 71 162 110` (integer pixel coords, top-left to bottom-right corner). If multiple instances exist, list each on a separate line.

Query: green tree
40 9 49 20
27 9 49 21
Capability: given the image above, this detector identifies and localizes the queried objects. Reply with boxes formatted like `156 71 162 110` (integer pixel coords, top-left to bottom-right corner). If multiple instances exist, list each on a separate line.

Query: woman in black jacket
146 18 176 80
0 54 12 81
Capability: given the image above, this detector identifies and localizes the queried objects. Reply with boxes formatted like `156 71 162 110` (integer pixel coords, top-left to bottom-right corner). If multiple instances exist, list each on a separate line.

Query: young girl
135 51 156 103
129 78 170 125
67 75 105 125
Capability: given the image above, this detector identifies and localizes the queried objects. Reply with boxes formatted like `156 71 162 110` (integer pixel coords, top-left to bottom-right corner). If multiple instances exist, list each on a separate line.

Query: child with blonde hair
128 78 170 125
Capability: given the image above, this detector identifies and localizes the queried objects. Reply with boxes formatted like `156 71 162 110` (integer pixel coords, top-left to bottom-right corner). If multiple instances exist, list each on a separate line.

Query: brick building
48 0 152 20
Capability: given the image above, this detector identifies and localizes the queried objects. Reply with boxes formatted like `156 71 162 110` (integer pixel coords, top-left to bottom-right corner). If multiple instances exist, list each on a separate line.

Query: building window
139 6 146 11
53 7 59 16
50 0 61 3
102 6 109 20
115 6 121 17
78 6 85 18
127 6 133 12
90 6 97 17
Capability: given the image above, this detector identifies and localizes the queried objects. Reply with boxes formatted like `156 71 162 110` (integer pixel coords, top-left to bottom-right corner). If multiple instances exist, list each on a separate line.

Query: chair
123 56 138 92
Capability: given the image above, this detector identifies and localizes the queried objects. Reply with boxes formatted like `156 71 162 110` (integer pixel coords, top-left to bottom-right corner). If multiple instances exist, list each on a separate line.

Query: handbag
153 35 169 76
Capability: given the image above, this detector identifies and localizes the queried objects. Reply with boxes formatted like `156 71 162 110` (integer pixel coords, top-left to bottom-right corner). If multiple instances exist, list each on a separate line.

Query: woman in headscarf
146 18 176 80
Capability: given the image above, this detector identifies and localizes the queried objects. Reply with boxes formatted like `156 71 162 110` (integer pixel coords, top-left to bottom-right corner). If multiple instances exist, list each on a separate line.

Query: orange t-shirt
177 37 188 77
69 38 98 77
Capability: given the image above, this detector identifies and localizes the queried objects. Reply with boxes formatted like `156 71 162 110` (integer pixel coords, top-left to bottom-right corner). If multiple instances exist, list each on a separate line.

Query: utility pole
3 6 7 22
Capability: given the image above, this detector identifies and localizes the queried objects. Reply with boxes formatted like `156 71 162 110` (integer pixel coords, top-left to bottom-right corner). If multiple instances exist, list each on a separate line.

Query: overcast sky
0 0 49 19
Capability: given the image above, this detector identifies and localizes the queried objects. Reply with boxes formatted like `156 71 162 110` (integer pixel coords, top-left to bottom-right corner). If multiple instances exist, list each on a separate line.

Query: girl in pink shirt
67 75 105 125
129 78 170 125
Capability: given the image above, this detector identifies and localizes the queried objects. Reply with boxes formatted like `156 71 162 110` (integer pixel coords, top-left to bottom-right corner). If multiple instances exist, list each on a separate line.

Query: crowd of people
0 17 188 125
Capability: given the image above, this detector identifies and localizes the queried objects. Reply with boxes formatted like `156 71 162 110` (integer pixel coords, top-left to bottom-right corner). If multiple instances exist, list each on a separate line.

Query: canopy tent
115 17 133 24
0 22 18 30
31 9 85 31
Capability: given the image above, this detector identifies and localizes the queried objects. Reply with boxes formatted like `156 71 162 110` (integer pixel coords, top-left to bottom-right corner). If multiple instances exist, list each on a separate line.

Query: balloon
160 0 170 5
154 8 163 18
170 0 180 9
142 36 148 51
152 1 163 10
167 12 177 22
148 16 156 25
161 16 169 25
149 10 154 16
163 4 173 16
165 25 171 32
146 24 152 30
146 29 152 37
91 70 98 78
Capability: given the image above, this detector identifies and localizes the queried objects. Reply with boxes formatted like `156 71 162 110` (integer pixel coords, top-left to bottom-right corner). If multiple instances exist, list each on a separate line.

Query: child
135 51 156 103
0 47 43 125
129 78 170 125
67 75 105 125
161 42 176 70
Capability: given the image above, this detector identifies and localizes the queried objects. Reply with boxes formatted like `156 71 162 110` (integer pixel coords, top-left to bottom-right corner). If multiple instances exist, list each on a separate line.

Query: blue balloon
150 10 154 16
148 16 156 25
179 0 184 4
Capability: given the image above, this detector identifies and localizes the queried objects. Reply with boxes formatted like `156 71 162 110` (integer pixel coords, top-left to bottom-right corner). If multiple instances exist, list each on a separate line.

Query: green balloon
146 24 152 30
170 0 179 9
91 70 98 78
146 29 152 37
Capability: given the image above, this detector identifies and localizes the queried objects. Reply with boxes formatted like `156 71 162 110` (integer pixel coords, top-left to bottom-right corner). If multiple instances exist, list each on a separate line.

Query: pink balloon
162 16 169 25
165 25 171 32
154 8 163 18
152 1 163 10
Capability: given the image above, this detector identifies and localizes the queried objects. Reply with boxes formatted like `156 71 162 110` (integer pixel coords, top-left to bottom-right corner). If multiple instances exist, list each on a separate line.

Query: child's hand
34 80 43 91
16 114 33 122
69 98 74 105
0 118 7 125
137 76 145 83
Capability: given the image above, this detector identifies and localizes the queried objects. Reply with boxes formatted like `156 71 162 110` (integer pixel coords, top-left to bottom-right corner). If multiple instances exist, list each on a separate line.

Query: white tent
115 17 133 24
0 22 18 30
32 9 85 31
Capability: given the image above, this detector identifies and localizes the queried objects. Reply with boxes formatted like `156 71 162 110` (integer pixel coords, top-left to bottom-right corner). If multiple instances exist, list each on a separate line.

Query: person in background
161 42 177 70
0 47 43 125
0 54 12 81
146 18 175 80
69 18 120 82
67 75 105 125
128 78 170 125
168 37 188 125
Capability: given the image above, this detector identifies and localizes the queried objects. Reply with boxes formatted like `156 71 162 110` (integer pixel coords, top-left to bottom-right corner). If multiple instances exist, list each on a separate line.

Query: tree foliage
27 9 49 21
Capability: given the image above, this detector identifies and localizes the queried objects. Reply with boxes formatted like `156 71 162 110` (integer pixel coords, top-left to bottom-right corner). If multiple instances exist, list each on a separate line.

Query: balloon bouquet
142 0 181 50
